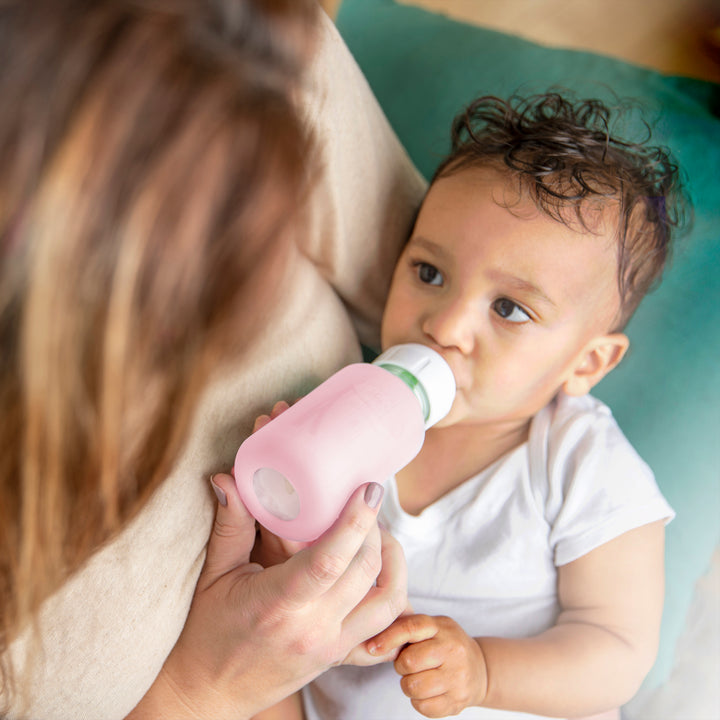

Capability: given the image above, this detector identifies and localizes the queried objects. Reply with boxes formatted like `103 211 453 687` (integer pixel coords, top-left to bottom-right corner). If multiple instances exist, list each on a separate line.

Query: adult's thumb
200 472 259 586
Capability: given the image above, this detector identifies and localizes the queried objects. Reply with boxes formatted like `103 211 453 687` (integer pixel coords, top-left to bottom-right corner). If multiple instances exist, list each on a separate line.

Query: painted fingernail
364 482 384 509
210 475 227 507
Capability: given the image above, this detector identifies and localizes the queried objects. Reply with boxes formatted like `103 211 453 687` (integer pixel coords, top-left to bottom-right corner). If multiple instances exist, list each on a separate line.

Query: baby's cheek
433 394 467 427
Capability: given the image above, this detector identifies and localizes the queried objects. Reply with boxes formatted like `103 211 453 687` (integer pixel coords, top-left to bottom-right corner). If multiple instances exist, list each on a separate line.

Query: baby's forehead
431 164 623 250
438 162 621 225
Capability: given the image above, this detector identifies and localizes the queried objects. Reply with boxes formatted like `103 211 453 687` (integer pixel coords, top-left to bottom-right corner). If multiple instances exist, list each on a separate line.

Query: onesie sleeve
542 393 675 567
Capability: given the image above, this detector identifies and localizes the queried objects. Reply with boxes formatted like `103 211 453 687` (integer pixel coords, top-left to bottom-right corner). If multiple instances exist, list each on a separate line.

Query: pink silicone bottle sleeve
234 363 425 541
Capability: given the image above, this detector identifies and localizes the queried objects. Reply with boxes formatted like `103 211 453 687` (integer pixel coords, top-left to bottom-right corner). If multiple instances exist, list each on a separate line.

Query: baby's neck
395 420 529 515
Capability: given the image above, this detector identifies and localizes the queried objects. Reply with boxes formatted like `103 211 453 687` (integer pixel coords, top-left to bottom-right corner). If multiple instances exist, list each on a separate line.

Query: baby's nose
422 298 477 355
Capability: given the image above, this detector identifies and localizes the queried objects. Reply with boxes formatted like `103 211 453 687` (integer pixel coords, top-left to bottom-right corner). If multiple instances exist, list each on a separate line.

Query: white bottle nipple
373 343 456 428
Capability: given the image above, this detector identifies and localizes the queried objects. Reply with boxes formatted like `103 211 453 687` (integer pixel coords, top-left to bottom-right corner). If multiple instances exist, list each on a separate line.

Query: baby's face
381 166 622 429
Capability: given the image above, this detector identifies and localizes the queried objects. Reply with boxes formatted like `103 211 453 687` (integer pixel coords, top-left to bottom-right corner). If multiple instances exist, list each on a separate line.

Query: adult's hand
126 473 407 720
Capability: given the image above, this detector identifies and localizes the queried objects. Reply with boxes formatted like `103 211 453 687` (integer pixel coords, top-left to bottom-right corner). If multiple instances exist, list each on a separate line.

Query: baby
253 92 688 720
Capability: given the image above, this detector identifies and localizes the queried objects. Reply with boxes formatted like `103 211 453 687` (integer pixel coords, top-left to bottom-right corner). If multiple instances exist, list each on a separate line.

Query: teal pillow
338 0 720 694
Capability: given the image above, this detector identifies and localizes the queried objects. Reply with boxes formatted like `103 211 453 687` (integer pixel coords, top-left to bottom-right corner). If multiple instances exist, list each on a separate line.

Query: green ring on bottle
377 363 430 422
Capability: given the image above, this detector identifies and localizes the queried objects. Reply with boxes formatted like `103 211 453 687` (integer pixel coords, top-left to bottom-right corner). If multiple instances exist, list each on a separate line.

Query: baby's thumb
200 472 259 587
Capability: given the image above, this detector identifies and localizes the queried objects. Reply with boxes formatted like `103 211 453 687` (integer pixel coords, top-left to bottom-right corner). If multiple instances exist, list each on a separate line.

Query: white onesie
303 391 674 720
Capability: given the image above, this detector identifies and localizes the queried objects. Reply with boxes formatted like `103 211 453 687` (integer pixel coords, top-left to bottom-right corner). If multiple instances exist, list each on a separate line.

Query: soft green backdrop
337 0 720 694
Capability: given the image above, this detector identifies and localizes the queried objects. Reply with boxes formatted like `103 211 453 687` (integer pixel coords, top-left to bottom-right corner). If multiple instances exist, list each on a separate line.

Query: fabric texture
3 12 425 719
303 393 674 720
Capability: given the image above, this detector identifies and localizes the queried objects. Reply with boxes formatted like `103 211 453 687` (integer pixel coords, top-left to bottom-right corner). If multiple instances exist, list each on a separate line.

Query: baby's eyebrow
407 235 450 260
488 271 558 308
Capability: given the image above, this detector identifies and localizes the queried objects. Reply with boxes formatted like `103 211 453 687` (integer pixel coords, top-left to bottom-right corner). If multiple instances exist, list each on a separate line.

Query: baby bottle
233 343 456 542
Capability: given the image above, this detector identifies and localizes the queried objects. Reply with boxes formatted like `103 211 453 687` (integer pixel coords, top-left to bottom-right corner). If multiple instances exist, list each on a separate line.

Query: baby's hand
251 524 308 567
368 614 488 718
248 401 309 566
252 399 291 433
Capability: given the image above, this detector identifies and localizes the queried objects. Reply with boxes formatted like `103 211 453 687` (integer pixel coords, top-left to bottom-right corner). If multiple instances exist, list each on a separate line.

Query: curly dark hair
433 93 691 329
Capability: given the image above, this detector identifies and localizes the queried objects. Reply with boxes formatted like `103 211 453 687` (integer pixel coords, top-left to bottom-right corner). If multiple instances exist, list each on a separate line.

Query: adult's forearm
124 662 252 720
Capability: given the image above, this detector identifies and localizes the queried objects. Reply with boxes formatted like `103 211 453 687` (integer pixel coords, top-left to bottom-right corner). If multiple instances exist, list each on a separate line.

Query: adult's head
0 0 317 672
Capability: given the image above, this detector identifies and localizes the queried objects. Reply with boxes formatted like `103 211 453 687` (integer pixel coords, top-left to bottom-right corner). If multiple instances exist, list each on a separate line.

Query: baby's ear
563 333 629 397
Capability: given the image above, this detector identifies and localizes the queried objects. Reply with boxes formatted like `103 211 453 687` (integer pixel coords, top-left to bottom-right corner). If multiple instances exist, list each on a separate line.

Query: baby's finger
346 641 402 666
270 400 290 418
367 613 436 658
252 414 272 433
400 667 445 700
394 634 446 678
252 400 290 434
410 692 453 719
254 525 309 566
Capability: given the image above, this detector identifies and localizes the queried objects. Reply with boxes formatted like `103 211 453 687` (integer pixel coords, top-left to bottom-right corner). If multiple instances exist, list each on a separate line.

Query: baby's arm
369 520 665 718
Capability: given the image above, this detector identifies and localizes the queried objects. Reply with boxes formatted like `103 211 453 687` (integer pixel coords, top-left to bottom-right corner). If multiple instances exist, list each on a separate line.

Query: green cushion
338 0 720 693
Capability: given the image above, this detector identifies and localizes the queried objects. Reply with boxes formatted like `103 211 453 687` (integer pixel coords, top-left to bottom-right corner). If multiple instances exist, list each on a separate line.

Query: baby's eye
416 262 443 286
493 298 531 323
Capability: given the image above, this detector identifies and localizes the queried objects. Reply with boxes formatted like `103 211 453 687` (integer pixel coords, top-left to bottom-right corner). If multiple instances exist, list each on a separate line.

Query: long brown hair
0 0 317 697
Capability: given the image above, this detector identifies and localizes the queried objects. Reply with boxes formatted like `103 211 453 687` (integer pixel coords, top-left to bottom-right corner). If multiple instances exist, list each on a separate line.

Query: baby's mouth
436 357 470 392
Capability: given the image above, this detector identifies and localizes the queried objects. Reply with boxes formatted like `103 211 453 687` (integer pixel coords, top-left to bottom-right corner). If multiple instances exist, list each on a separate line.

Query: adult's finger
323 521 384 615
279 482 385 607
341 527 408 653
198 472 260 590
